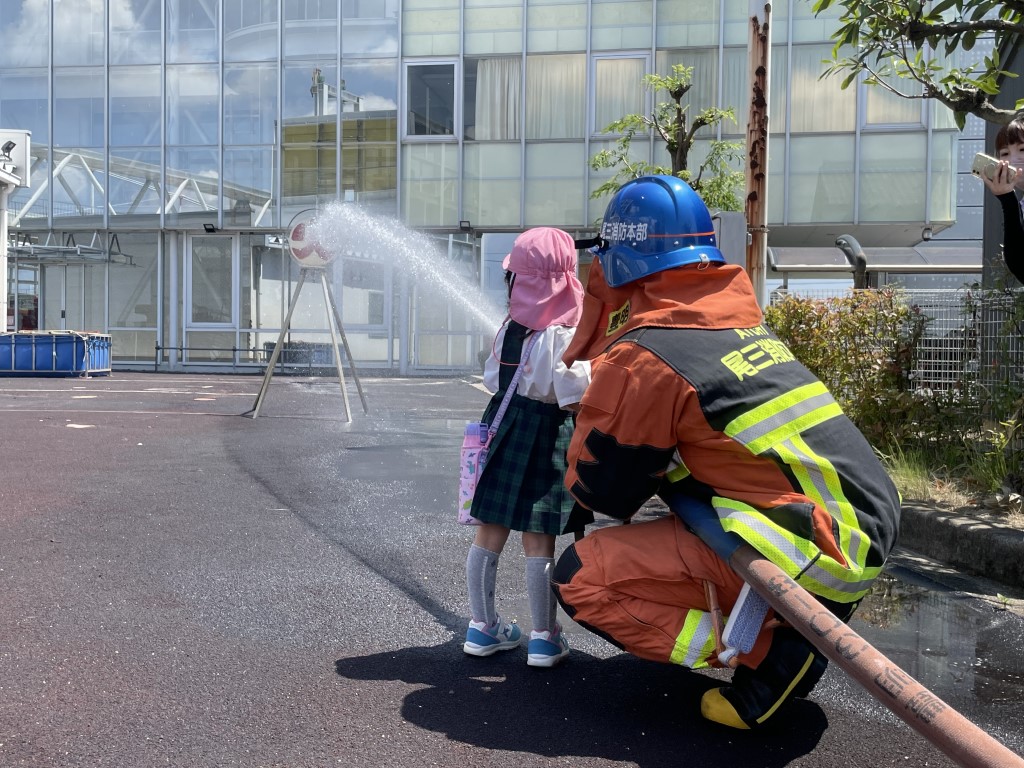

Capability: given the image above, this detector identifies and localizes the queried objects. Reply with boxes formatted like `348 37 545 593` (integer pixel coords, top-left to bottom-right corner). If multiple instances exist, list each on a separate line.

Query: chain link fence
905 289 1022 399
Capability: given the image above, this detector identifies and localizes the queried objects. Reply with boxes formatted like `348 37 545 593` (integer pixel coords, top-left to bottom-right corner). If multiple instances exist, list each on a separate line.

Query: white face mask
998 141 1024 190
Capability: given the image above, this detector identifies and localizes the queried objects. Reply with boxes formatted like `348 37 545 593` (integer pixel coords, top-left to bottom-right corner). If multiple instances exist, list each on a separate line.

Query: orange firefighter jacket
563 261 901 606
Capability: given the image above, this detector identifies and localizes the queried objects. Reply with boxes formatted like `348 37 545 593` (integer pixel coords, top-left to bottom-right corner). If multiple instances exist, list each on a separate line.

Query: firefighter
551 174 901 729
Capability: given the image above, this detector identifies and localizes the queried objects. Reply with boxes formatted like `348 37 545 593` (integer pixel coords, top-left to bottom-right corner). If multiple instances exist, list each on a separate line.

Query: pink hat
501 227 585 330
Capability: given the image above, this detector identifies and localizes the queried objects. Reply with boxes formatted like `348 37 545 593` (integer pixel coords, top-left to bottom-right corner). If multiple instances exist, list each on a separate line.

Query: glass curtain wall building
0 0 961 373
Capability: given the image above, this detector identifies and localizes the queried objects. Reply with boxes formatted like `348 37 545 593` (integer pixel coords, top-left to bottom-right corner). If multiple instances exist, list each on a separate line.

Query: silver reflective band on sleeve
671 609 716 669
721 380 877 590
799 559 878 597
665 450 691 483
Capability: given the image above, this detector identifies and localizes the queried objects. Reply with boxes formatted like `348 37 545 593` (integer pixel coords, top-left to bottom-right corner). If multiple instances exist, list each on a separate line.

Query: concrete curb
898 503 1024 589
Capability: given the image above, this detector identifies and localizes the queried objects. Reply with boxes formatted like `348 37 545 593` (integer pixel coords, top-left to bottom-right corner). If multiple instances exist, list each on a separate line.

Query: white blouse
483 323 591 408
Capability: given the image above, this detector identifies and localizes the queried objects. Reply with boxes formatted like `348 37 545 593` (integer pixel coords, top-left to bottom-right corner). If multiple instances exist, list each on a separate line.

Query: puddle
851 570 1024 715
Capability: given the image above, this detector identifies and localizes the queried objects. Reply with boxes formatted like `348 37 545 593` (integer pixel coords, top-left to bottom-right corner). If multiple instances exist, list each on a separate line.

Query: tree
814 0 1024 128
589 64 746 212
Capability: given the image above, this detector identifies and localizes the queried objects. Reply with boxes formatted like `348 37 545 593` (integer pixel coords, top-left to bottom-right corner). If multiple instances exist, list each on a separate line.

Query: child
980 116 1024 282
463 227 591 668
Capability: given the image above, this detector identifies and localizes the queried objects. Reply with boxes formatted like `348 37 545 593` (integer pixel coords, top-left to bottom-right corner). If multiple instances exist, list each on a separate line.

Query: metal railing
152 342 348 374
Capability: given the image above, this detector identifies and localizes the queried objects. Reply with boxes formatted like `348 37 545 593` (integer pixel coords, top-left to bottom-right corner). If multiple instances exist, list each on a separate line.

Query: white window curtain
722 50 748 133
864 71 923 126
790 45 855 132
594 57 646 133
525 54 586 139
475 56 521 140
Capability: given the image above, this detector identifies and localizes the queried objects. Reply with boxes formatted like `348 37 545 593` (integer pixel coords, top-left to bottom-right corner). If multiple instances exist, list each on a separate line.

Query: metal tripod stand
250 266 368 421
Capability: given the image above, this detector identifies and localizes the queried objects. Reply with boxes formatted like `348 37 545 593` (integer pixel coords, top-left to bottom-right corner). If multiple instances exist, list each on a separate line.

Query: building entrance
183 235 240 364
6 241 107 334
42 263 105 332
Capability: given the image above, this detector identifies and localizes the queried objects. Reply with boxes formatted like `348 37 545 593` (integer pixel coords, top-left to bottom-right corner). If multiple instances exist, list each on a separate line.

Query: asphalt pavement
1 372 1022 768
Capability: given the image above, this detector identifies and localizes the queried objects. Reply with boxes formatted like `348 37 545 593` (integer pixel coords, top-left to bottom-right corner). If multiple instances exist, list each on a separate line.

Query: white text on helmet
600 221 649 242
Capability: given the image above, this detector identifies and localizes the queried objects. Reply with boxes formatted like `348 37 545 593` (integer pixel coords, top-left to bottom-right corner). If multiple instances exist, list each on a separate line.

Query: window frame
403 59 461 141
589 52 651 138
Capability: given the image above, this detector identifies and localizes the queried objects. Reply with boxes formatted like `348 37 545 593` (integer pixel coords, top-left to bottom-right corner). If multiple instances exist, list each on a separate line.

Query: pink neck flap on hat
501 227 585 330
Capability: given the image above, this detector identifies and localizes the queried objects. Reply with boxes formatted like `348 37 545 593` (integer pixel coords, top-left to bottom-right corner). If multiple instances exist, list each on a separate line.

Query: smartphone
971 152 1019 183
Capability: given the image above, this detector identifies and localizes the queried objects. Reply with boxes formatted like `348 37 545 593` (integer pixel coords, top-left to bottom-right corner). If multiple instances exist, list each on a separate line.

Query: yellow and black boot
701 628 828 729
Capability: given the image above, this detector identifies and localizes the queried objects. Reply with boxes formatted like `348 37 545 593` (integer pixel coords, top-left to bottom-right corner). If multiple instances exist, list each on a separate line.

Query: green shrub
764 288 1022 496
764 289 925 449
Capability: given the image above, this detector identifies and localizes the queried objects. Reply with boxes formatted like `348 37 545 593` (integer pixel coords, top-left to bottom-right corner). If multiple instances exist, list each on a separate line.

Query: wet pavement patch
853 563 1024 716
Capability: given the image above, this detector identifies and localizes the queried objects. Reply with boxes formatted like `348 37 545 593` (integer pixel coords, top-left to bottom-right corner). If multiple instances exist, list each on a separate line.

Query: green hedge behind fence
764 287 1023 492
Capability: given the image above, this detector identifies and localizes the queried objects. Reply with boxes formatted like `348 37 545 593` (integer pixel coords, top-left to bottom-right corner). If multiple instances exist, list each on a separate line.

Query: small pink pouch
458 421 489 525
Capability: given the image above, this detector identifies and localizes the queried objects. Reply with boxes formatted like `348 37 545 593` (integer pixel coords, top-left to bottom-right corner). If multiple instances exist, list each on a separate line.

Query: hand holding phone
972 152 1019 183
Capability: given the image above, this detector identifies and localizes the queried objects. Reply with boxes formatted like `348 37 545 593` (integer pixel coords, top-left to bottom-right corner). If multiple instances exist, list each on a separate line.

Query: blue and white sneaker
463 617 522 657
527 624 570 668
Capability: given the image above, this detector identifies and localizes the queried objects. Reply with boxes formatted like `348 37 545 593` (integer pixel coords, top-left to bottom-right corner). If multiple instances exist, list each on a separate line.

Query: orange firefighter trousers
553 515 772 669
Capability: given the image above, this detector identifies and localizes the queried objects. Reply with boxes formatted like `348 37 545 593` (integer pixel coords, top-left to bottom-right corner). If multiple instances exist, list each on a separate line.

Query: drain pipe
835 234 869 289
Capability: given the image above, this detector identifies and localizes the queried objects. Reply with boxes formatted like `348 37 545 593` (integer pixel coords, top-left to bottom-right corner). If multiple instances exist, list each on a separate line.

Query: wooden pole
745 1 771 307
730 544 1024 768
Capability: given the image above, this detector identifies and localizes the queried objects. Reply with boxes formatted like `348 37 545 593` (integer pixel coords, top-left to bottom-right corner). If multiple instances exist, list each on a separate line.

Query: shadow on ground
335 642 827 767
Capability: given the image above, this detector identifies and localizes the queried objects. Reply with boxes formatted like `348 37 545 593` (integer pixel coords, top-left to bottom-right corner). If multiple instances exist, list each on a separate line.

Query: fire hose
661 491 1024 767
729 543 1024 768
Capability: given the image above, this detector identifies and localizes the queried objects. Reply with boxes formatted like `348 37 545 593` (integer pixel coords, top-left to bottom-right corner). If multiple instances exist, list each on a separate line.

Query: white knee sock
526 556 556 633
466 544 500 625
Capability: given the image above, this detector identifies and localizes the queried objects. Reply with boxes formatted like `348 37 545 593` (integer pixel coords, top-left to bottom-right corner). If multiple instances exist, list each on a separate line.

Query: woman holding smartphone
980 116 1024 283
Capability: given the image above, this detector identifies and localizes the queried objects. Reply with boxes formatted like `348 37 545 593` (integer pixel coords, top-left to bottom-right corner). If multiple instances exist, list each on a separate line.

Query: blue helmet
595 174 726 288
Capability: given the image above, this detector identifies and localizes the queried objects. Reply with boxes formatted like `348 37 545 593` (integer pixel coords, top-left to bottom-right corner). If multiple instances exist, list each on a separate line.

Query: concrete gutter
898 503 1024 589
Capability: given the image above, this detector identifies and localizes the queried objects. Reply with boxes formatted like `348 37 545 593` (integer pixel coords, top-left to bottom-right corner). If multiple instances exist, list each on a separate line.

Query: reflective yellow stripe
714 496 819 566
775 435 869 566
789 562 884 601
755 652 817 725
726 381 829 435
665 452 691 483
777 435 851 523
725 382 843 456
670 609 716 669
713 496 880 602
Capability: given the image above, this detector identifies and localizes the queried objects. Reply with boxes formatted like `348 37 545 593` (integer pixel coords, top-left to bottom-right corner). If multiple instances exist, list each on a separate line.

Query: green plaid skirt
469 393 589 535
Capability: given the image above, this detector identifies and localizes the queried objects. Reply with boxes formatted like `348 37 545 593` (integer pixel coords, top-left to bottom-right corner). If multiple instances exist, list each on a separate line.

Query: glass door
336 256 394 368
9 262 39 331
184 235 239 362
41 264 104 332
411 234 486 370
